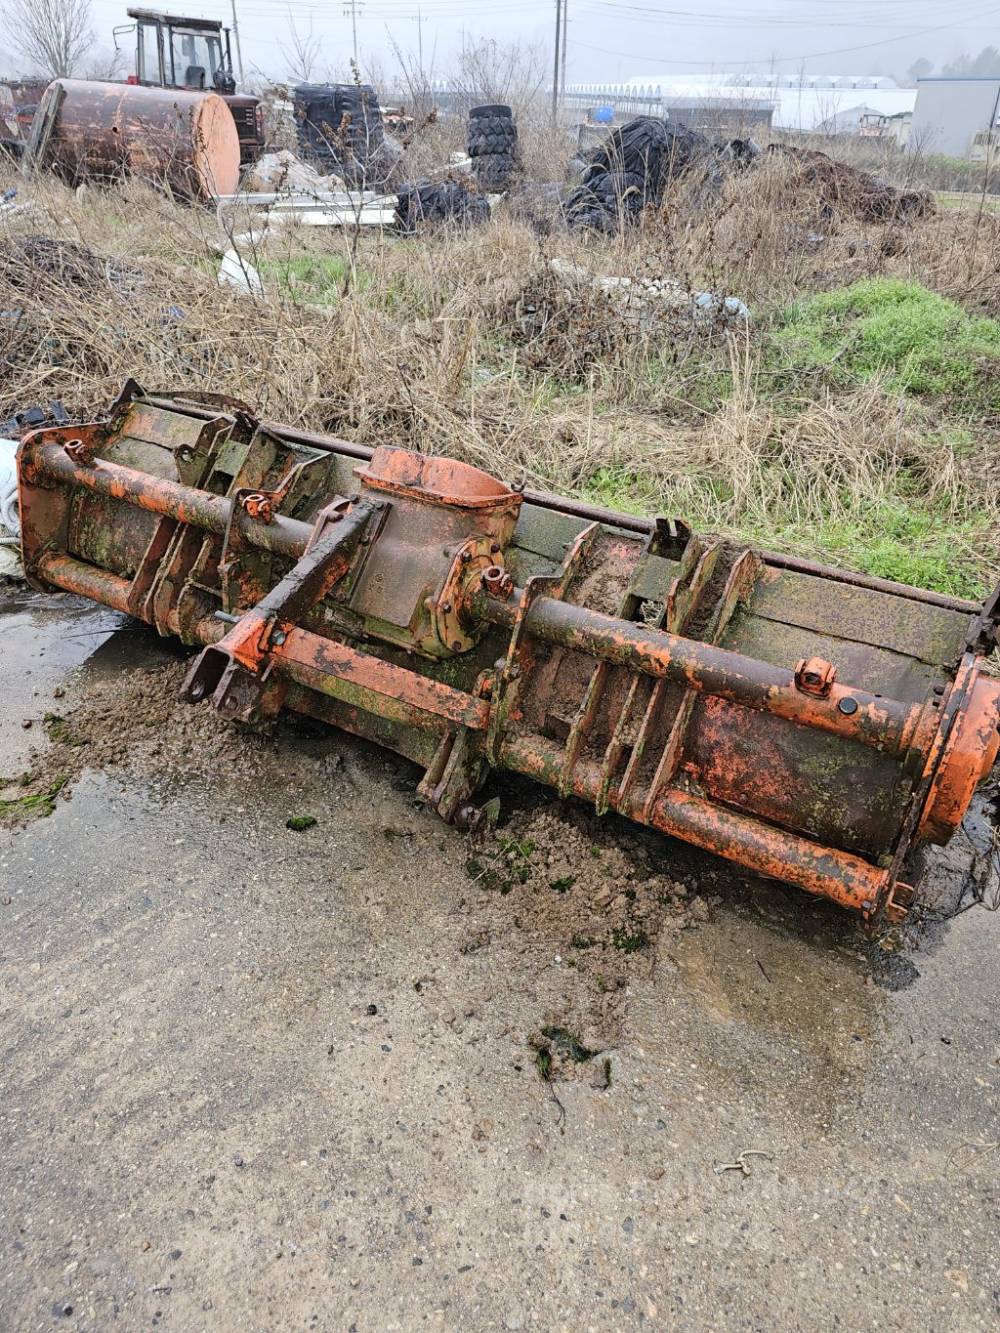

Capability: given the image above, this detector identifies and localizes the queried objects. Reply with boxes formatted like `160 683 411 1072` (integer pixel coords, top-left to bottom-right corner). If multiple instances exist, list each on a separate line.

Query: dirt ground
1 583 999 1332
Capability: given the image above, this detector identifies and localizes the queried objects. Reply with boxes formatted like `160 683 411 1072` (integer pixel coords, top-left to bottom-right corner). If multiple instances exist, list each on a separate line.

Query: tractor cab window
167 28 224 90
137 21 162 83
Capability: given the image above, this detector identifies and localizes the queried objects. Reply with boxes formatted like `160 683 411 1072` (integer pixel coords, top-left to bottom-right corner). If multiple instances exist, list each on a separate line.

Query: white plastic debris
218 247 264 297
0 437 19 536
0 436 23 579
694 291 751 322
246 149 340 193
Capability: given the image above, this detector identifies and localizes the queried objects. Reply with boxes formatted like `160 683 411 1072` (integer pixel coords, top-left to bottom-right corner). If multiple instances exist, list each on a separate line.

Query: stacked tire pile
563 117 710 232
467 104 518 193
293 83 392 186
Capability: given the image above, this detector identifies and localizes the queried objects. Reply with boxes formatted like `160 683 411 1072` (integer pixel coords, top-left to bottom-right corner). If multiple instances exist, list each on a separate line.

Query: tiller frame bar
16 388 1000 924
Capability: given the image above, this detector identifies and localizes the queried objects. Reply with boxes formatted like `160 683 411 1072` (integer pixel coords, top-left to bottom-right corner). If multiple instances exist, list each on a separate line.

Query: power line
571 1 1000 66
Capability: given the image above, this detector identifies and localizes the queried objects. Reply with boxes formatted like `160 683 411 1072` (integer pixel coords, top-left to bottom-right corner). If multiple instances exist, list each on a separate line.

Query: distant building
911 77 1000 158
563 74 916 134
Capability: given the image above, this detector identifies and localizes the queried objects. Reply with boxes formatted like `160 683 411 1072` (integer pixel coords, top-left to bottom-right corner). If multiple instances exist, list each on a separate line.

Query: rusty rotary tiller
16 385 1000 924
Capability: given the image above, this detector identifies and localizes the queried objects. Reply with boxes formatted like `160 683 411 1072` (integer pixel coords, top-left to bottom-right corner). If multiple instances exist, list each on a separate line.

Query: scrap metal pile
16 387 1000 922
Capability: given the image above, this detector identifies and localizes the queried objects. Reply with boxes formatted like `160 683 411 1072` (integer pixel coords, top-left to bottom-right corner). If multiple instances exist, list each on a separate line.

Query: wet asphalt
1 585 998 1331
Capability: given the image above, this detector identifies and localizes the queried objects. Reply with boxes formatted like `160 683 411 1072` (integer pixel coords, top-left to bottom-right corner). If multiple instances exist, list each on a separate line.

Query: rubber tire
468 129 517 157
394 179 491 233
473 152 515 191
469 104 512 120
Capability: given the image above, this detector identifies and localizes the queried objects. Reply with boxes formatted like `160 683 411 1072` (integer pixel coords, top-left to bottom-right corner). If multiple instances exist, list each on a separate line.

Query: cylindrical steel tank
36 79 240 200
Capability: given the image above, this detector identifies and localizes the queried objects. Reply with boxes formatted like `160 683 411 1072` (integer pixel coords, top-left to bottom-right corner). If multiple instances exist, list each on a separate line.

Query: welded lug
794 656 837 698
482 564 514 600
64 437 94 466
241 492 274 524
182 650 285 726
884 882 915 924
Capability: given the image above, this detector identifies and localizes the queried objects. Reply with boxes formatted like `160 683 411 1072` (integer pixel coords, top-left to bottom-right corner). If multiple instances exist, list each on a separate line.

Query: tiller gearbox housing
16 386 1000 923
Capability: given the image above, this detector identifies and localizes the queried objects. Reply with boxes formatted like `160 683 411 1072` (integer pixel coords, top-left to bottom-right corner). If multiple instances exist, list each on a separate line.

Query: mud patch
469 803 710 1074
1 659 271 827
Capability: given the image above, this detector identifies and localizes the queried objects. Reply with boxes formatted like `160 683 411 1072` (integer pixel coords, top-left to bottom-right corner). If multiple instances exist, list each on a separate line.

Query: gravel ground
1 585 998 1332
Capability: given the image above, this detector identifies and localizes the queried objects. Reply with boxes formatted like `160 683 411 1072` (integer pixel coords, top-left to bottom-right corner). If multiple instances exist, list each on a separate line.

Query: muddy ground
1 583 998 1332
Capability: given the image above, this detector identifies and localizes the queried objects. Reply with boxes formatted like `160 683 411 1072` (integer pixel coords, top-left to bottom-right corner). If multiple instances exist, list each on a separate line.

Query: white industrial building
910 77 1000 158
565 74 917 135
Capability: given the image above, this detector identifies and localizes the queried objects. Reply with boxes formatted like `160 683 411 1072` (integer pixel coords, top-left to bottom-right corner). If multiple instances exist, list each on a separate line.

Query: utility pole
417 6 423 75
560 0 568 112
230 0 244 83
551 0 562 124
344 0 361 64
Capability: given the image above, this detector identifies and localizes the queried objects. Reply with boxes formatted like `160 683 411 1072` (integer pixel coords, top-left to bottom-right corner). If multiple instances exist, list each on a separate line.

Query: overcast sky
18 0 1000 86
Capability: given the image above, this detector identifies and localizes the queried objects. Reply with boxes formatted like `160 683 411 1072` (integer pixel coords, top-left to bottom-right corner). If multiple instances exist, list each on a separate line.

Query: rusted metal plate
752 567 972 666
18 389 1000 924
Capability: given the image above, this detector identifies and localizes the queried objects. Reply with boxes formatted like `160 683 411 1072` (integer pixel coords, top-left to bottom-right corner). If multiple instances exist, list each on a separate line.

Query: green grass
937 191 1000 213
750 506 991 600
772 278 1000 410
0 777 68 822
259 253 369 305
584 469 992 599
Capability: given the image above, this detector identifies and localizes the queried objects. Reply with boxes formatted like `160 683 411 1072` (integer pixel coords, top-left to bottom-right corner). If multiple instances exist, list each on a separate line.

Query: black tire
468 129 517 157
394 179 491 233
585 116 707 203
469 104 512 120
468 114 516 136
563 169 647 232
472 152 515 191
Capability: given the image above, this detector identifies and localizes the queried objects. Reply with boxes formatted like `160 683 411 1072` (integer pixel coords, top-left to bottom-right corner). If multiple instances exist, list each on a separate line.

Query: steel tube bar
35 552 134 612
34 552 489 733
276 629 491 731
499 731 886 912
478 590 926 757
30 443 313 559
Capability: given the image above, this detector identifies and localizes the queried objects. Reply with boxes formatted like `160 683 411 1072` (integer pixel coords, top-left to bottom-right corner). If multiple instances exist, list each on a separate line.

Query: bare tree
280 14 322 85
81 44 124 81
448 38 545 117
4 0 94 78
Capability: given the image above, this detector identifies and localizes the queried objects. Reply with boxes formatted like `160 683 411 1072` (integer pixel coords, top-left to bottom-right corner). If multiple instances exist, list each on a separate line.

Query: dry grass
1 142 997 598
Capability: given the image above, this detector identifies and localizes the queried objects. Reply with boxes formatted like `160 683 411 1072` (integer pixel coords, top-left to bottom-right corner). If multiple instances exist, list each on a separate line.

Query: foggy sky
13 0 1000 87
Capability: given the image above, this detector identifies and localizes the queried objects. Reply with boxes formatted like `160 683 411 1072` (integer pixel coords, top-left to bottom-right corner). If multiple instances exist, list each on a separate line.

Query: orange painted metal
920 666 1000 843
21 437 311 558
477 590 933 758
499 730 886 912
17 390 999 925
274 629 492 731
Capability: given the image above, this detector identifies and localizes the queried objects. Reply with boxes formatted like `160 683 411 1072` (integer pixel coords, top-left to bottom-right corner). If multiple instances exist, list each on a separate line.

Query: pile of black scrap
394 178 491 233
293 82 394 187
467 104 519 193
563 118 721 231
0 401 69 438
